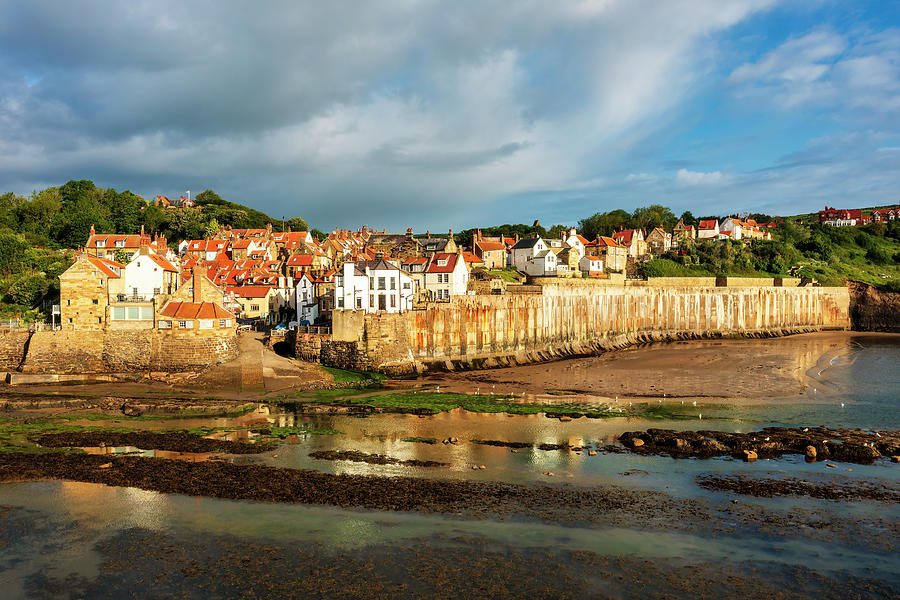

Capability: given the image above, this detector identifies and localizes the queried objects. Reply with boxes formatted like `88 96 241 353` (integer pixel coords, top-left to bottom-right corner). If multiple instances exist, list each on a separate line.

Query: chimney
90 224 95 236
266 223 272 234
192 267 203 303
477 229 482 241
426 230 430 239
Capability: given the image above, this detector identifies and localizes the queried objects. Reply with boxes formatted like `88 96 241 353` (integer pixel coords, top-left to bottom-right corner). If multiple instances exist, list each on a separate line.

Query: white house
510 237 547 271
424 252 469 300
563 228 589 257
122 248 179 300
295 273 319 324
524 249 558 276
719 218 743 240
697 219 720 240
579 255 604 276
334 258 416 313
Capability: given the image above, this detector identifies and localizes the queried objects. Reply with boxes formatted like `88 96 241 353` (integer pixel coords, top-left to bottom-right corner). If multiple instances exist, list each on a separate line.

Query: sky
1 0 898 232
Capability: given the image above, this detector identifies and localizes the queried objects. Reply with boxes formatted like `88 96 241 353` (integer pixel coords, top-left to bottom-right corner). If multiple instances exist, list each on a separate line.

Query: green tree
679 211 697 227
114 249 132 264
286 217 309 232
632 205 676 231
7 273 49 306
204 218 220 238
578 209 631 238
0 232 28 276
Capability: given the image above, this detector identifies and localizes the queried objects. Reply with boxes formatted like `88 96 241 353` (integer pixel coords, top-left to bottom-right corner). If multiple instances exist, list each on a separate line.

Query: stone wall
20 330 238 374
328 284 850 375
0 331 31 371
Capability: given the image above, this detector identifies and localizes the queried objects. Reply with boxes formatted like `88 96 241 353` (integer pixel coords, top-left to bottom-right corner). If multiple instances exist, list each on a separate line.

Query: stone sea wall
19 330 239 375
326 284 850 375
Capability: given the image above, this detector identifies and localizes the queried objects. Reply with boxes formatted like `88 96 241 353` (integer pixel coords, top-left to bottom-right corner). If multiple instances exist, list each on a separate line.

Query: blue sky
0 0 898 231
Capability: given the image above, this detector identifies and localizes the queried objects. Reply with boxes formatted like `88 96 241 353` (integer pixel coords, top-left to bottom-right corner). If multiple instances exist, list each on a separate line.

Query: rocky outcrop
849 281 900 332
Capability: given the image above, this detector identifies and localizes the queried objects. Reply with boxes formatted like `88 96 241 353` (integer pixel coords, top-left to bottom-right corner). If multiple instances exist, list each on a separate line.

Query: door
378 294 387 311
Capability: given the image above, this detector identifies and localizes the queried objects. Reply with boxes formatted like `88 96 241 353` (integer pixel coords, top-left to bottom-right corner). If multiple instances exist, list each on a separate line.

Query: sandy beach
418 332 900 403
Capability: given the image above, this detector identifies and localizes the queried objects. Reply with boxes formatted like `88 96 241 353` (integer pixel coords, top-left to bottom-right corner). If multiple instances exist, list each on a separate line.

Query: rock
588 450 597 456
742 450 758 462
632 439 645 448
449 437 459 444
805 445 817 459
892 456 900 463
510 449 518 453
121 404 143 417
671 438 689 450
559 416 572 422
543 472 554 476
98 463 112 469
826 463 837 468
478 465 486 469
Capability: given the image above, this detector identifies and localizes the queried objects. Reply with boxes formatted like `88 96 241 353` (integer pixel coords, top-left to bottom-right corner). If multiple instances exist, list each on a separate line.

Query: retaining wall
325 284 850 375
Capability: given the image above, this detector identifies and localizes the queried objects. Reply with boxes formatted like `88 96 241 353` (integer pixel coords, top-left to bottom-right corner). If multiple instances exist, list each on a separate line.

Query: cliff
849 281 900 332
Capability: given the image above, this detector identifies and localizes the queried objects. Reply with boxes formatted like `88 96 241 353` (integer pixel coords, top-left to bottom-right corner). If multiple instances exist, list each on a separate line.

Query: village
55 196 811 336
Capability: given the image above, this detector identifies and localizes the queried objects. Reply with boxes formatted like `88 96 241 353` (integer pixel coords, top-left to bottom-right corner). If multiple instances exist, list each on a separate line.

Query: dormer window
437 259 448 267
96 241 105 248
115 240 125 248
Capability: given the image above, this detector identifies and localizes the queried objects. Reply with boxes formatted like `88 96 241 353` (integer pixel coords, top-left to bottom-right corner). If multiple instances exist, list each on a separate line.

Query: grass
486 268 524 283
265 425 341 437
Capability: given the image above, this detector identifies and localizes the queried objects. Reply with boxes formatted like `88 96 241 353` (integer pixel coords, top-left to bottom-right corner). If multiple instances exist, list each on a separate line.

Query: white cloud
675 169 729 186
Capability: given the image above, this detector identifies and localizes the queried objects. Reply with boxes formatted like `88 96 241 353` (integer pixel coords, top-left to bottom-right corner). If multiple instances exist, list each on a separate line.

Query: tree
679 211 697 227
114 249 132 264
578 209 631 238
204 218 220 238
286 217 309 232
309 228 327 240
7 273 49 306
194 189 225 206
632 205 676 231
0 232 27 276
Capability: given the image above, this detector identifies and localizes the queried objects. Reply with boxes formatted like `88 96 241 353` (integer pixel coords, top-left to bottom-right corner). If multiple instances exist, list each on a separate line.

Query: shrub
6 274 49 306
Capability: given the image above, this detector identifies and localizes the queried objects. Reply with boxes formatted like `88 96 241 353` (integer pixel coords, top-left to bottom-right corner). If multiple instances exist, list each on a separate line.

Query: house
590 236 627 272
59 254 126 330
334 258 416 313
226 285 277 321
872 207 899 222
645 227 672 254
424 252 469 300
672 219 696 247
612 229 647 257
295 273 319 324
156 270 234 335
697 220 720 240
510 236 547 271
579 255 604 276
554 247 579 276
523 249 557 276
285 253 315 278
417 230 457 258
182 239 229 261
818 207 872 226
472 230 509 268
563 228 590 258
461 251 484 270
85 225 171 263
120 246 179 300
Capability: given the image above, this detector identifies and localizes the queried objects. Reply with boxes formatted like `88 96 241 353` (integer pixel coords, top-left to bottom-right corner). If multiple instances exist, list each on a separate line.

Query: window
127 306 139 320
355 297 362 309
336 275 343 287
97 317 102 324
369 294 374 308
390 277 396 290
91 299 98 305
158 320 172 329
154 287 160 295
378 277 385 290
67 300 71 306
337 297 344 308
250 304 260 311
112 307 126 320
96 241 105 248
178 320 193 329
219 319 232 328
68 318 73 324
369 276 374 289
115 240 125 248
403 282 410 289
199 319 214 329
390 294 396 308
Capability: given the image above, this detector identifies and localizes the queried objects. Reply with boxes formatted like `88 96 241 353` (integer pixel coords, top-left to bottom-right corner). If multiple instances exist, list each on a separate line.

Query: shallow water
3 333 900 597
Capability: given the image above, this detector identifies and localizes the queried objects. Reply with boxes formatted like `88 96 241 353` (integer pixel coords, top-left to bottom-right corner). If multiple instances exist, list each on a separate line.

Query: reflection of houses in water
57 481 172 530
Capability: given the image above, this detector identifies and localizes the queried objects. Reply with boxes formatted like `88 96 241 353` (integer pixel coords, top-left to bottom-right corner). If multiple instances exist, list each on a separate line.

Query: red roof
87 234 150 249
476 240 506 252
147 254 178 272
613 230 635 243
425 253 460 274
226 285 272 298
698 220 718 230
461 251 482 263
159 301 233 319
87 256 124 278
286 254 315 267
595 236 622 248
402 257 428 265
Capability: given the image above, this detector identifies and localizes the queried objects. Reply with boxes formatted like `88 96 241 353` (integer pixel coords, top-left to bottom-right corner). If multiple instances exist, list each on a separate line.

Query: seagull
764 437 770 442
840 403 845 408
803 428 809 432
699 413 702 420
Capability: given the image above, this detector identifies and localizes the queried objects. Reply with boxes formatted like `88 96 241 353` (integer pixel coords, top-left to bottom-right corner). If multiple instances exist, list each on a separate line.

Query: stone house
554 247 580 276
645 227 672 254
59 254 126 330
472 230 509 268
589 236 627 273
424 252 469 300
672 219 696 248
156 268 235 336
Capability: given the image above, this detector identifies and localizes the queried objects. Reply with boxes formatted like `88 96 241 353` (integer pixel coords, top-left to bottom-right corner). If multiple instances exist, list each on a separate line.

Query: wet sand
422 332 896 402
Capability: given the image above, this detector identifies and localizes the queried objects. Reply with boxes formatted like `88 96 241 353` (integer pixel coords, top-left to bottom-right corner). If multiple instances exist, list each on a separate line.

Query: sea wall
0 331 30 371
20 330 239 374
326 284 850 375
848 281 900 332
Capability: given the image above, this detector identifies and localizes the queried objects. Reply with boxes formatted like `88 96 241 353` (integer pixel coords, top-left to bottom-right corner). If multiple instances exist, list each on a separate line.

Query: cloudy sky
1 1 898 231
